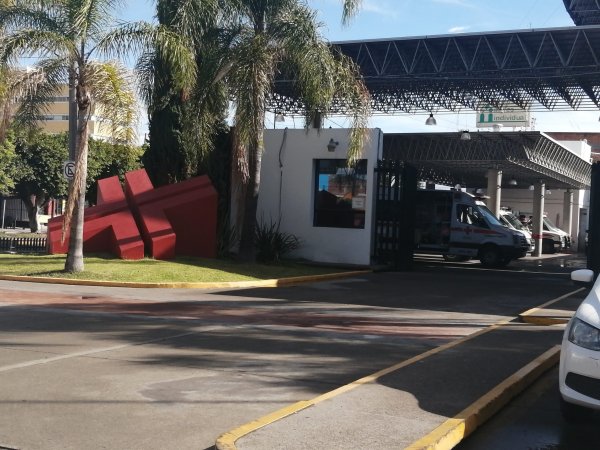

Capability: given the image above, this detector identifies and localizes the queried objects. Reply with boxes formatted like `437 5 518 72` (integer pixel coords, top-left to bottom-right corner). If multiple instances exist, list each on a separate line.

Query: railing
0 237 47 254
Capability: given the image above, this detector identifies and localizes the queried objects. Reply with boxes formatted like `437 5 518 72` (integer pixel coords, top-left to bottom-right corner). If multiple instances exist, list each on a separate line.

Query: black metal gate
373 160 417 269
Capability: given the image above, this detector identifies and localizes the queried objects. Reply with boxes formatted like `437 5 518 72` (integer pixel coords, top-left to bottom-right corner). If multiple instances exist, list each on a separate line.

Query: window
456 204 488 228
314 159 367 229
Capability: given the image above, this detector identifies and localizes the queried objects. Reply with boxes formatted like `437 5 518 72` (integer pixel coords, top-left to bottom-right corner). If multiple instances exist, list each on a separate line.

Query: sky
124 0 597 135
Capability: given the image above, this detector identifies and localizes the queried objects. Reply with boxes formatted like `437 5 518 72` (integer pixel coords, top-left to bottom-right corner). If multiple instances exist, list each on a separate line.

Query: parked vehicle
498 208 535 253
518 213 570 254
414 190 530 267
560 269 600 421
543 216 571 251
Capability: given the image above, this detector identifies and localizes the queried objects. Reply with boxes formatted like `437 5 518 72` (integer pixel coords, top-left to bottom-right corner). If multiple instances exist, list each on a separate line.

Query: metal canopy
270 26 600 115
382 132 591 190
564 0 600 26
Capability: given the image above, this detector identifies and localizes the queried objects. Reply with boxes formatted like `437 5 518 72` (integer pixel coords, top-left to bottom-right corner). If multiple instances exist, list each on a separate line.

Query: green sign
476 104 531 128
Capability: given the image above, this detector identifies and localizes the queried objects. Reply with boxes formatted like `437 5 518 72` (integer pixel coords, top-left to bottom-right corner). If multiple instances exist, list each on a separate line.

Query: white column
486 168 502 216
563 189 574 236
532 181 545 257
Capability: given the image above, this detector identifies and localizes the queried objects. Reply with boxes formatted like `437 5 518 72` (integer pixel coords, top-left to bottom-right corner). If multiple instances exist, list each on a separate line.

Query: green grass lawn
0 253 345 283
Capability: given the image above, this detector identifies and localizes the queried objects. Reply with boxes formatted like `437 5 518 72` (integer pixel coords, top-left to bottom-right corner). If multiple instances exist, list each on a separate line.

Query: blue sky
311 0 573 41
125 0 596 135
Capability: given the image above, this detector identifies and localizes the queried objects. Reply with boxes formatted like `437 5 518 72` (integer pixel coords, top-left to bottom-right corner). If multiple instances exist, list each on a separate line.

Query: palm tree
142 0 233 186
0 0 195 272
224 0 370 259
142 0 367 260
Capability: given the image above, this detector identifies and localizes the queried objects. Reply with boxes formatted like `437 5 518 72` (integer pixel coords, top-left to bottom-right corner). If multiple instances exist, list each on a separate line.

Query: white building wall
258 128 382 266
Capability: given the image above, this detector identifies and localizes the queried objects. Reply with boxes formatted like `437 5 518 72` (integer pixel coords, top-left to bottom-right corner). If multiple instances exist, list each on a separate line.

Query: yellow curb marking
0 270 370 289
215 288 581 450
520 316 570 326
519 287 584 326
406 346 561 450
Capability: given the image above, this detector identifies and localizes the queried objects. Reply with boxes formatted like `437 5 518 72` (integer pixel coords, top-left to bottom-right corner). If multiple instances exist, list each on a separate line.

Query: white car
559 269 600 421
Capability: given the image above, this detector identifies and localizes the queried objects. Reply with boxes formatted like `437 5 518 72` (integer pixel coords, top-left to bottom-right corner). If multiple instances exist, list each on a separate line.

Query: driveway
0 257 583 449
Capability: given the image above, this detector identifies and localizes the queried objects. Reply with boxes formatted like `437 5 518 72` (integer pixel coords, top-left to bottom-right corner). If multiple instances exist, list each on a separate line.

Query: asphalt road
457 367 600 450
0 255 587 449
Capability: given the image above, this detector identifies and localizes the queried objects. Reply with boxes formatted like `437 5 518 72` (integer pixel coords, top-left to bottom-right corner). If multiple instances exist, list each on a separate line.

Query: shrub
255 219 300 263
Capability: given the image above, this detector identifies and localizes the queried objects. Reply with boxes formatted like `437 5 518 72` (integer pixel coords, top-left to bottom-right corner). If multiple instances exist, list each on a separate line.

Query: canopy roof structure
271 25 600 115
564 0 600 26
383 132 591 190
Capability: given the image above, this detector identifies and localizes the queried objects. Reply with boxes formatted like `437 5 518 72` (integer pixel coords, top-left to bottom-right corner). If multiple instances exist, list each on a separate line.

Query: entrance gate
373 160 417 270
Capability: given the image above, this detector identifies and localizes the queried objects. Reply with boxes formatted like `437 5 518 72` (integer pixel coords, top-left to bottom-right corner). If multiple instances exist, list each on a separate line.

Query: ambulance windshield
477 205 503 227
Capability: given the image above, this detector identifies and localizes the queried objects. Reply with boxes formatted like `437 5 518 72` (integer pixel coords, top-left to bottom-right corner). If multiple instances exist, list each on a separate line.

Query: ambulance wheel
443 255 470 262
542 239 555 254
498 257 511 267
479 246 501 267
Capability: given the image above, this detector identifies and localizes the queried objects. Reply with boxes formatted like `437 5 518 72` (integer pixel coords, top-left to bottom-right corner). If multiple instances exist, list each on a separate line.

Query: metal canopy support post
486 168 502 216
533 181 546 257
563 188 574 240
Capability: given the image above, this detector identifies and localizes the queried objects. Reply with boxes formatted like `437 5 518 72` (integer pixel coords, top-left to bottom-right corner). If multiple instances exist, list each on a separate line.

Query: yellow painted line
406 345 561 450
0 270 370 289
215 290 577 450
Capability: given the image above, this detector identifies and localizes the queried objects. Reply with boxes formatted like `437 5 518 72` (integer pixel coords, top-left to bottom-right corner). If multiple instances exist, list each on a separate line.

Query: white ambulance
414 190 530 267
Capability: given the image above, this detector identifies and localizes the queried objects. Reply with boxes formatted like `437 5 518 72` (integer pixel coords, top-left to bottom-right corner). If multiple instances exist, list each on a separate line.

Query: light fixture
509 178 517 186
274 113 285 122
327 138 339 152
529 184 535 191
460 130 471 141
547 190 552 195
425 113 437 126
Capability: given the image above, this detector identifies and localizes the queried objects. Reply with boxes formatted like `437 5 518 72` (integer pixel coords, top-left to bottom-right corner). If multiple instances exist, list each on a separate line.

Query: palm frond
85 60 138 144
97 21 196 94
0 3 65 34
0 29 76 62
8 60 68 131
341 0 362 25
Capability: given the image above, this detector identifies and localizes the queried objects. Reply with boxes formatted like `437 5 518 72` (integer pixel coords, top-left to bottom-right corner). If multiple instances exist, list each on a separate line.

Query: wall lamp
327 138 339 152
460 130 471 141
509 178 518 186
425 113 437 126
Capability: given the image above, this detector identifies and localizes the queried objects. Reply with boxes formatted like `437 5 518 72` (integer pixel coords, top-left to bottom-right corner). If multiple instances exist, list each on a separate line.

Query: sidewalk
219 289 585 450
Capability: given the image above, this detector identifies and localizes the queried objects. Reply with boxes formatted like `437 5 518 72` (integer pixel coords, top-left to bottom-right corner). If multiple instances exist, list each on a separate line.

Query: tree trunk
64 85 90 273
65 188 85 272
25 202 39 233
238 131 263 261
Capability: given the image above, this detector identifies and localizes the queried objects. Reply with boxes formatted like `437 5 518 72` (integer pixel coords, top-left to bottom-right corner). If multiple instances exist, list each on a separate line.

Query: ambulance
414 190 530 267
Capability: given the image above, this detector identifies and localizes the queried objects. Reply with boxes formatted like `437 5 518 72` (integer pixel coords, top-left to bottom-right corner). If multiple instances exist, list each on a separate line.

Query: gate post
588 163 600 275
397 164 417 270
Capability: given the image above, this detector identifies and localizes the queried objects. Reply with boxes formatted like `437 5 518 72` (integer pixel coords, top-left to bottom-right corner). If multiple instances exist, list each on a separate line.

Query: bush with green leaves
255 220 300 264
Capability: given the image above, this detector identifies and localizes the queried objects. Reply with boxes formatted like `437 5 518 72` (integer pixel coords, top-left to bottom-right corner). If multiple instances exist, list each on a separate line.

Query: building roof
382 131 591 190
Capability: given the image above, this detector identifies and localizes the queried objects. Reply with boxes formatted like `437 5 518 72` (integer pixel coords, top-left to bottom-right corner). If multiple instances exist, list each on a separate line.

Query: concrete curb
518 287 582 326
519 315 570 326
0 270 370 289
405 345 561 450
